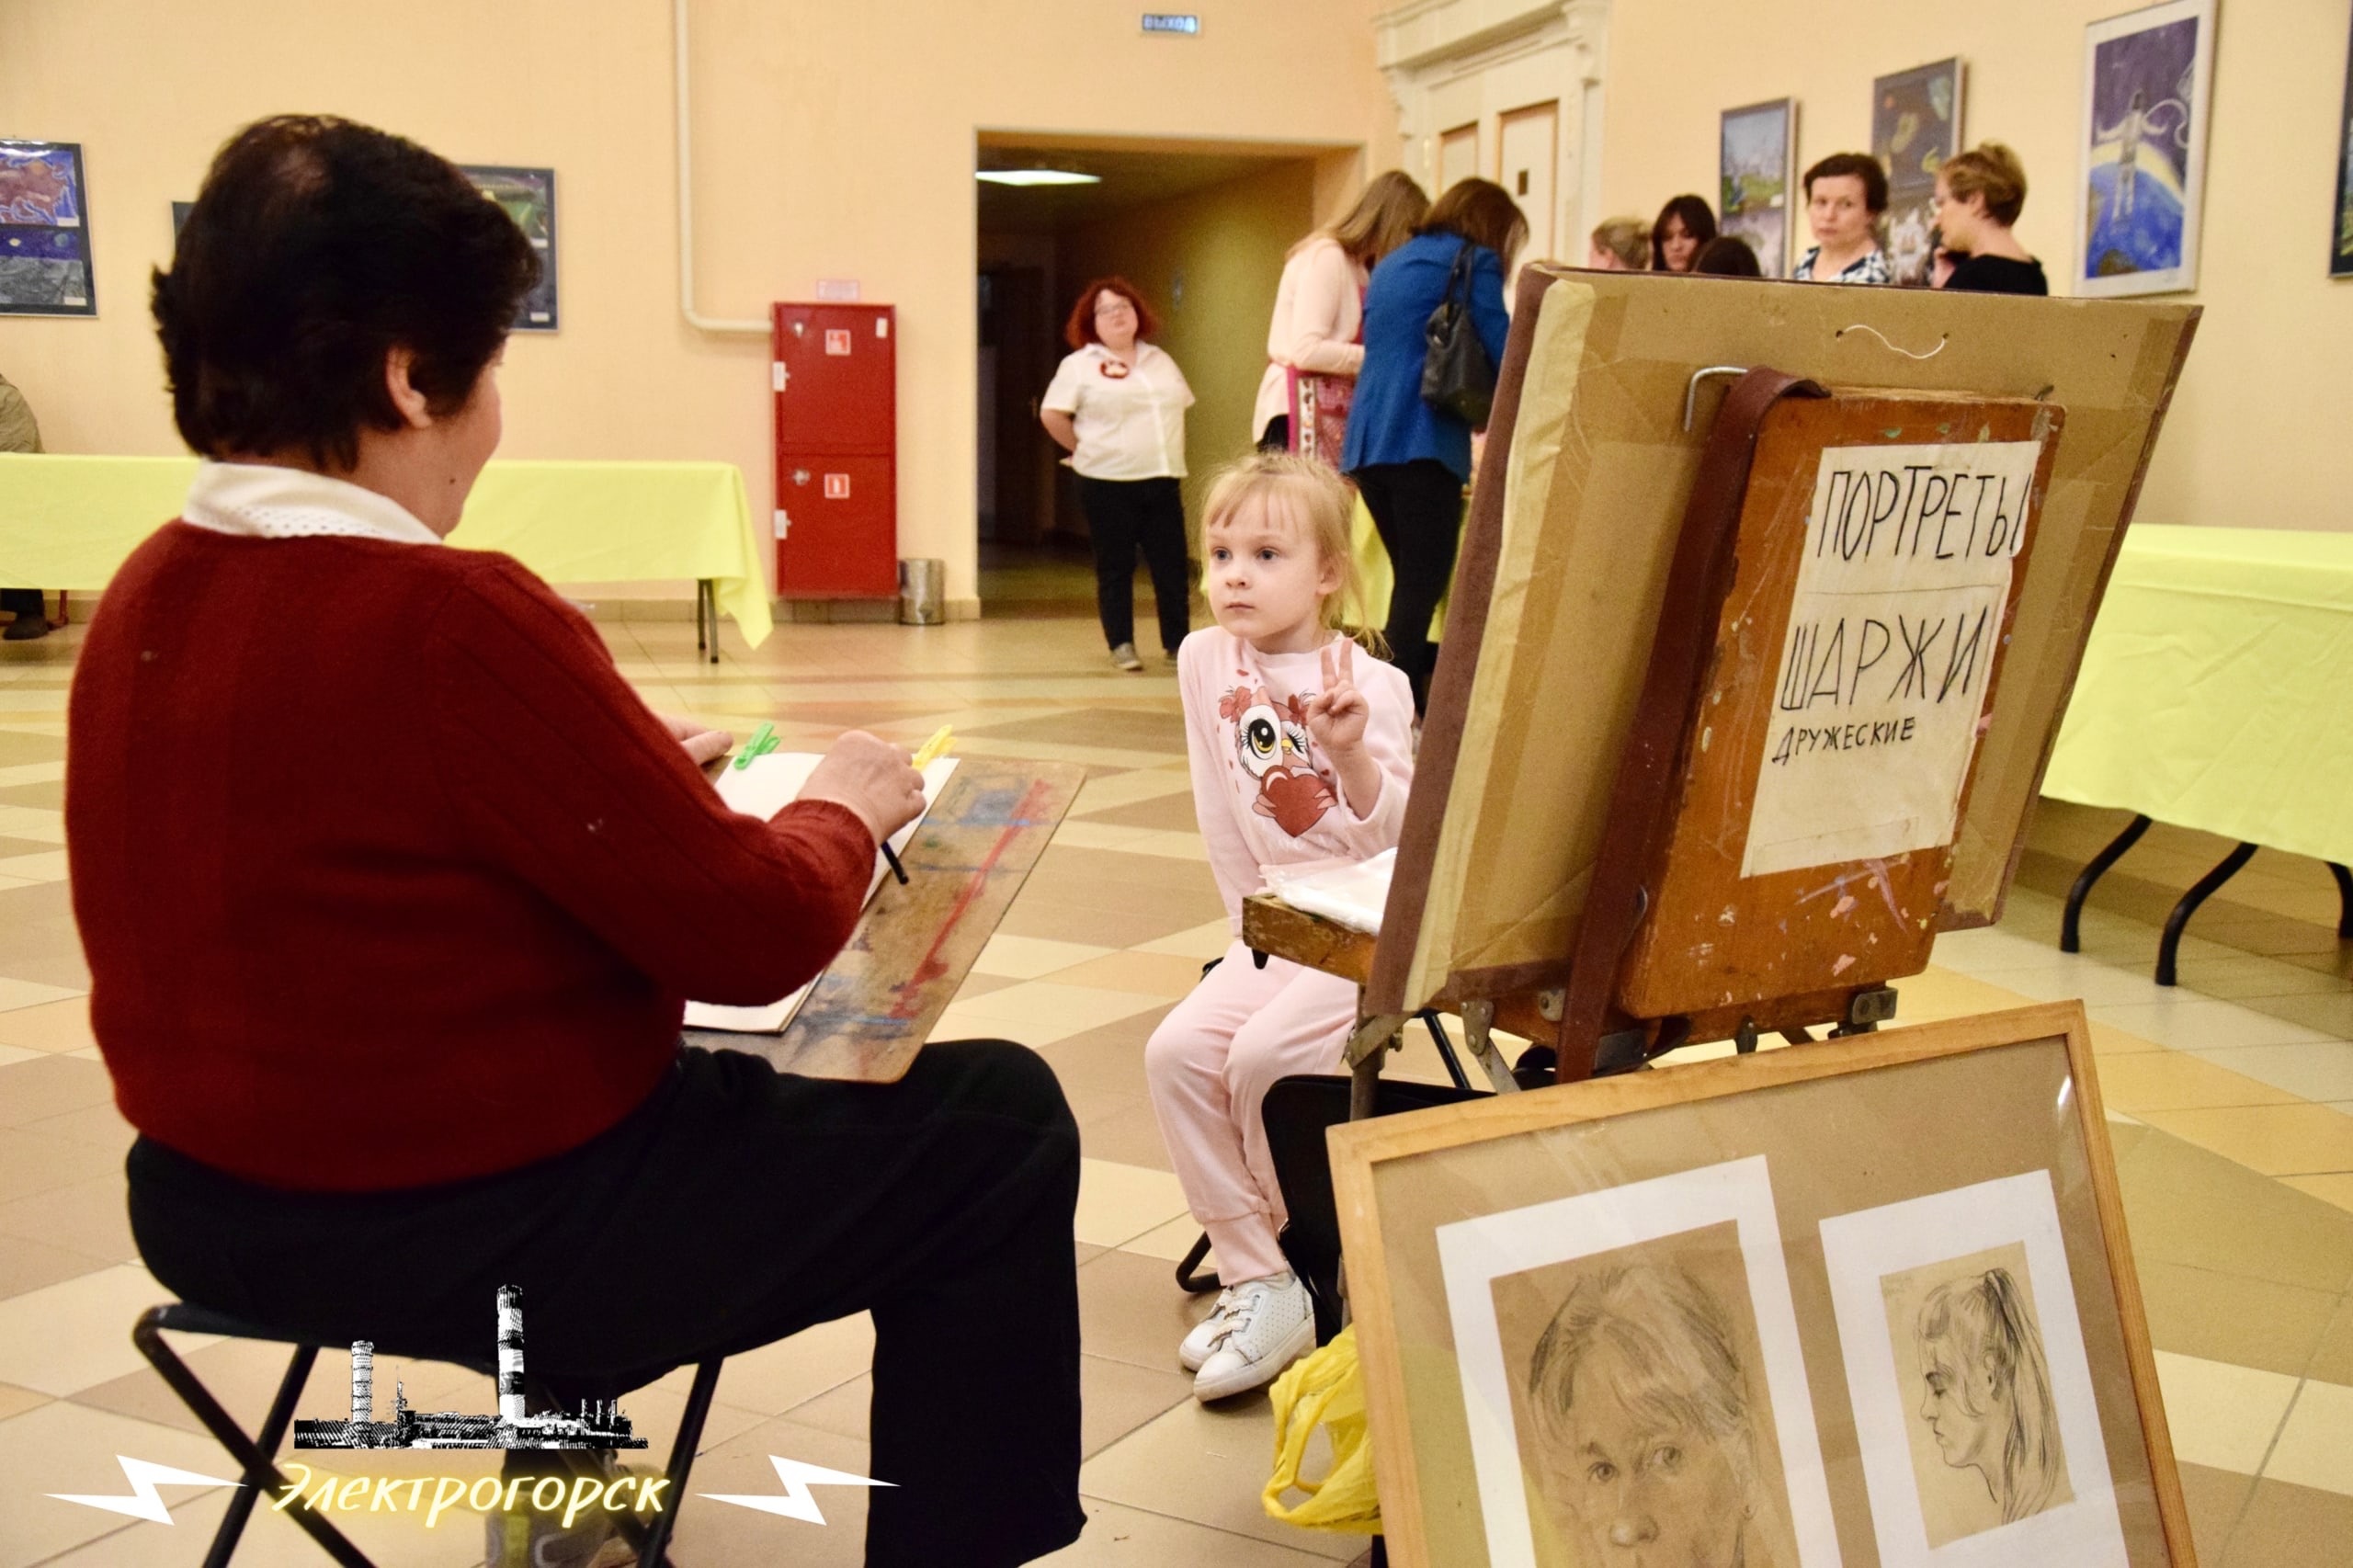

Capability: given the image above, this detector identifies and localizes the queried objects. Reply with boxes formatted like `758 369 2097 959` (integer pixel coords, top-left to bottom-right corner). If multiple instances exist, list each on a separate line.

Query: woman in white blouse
1252 170 1429 462
1040 277 1194 671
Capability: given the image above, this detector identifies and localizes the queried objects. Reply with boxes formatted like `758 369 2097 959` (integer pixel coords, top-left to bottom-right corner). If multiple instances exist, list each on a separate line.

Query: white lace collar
180 461 443 546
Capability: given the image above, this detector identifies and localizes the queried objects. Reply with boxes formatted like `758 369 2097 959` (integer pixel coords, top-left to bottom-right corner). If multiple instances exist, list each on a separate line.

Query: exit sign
1142 14 1199 34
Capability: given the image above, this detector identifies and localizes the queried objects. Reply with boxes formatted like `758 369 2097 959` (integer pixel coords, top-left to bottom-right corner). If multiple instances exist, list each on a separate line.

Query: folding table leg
2063 813 2152 954
2157 841 2257 986
131 1312 376 1568
630 1358 723 1568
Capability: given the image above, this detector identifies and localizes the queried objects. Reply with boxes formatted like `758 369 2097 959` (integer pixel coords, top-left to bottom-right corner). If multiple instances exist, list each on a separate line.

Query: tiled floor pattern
0 583 2349 1565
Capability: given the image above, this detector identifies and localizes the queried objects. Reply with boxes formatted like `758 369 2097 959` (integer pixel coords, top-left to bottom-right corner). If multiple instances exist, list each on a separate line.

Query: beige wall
0 0 1397 605
1055 157 1324 535
1601 0 2353 529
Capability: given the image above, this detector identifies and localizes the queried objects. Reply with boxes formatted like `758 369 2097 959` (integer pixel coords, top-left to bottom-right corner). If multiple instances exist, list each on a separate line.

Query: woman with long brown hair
1650 193 1719 272
1253 169 1430 460
1342 177 1526 710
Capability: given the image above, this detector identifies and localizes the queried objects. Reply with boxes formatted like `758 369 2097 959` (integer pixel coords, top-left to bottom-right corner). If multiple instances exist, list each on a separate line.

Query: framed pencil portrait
1330 1002 2192 1568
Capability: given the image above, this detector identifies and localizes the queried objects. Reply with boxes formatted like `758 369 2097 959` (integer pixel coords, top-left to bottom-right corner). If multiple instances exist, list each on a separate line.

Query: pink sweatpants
1143 941 1358 1283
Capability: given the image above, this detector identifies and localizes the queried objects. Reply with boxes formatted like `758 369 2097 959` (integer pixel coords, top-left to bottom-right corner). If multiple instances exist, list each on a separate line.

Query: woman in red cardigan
67 115 1082 1568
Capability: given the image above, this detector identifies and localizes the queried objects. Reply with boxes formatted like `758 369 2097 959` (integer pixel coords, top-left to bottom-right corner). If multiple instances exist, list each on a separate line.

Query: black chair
133 1302 722 1567
1169 988 1476 1298
1261 1073 1486 1344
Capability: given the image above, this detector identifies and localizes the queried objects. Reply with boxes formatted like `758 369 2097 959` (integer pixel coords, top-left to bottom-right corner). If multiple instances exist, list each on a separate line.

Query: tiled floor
1 566 2350 1566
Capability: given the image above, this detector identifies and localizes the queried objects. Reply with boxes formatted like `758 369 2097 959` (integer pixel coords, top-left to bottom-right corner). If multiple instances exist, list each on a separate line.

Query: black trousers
0 588 41 619
1353 459 1467 711
1075 474 1190 654
128 1040 1086 1568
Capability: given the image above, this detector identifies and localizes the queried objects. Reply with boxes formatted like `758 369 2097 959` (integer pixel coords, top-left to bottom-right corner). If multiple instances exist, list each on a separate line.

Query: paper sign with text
1742 439 2042 877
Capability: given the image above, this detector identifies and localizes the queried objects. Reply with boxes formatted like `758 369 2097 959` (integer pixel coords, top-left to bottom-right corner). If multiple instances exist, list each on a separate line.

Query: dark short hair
1063 277 1160 350
153 116 539 470
1694 234 1763 277
1419 178 1529 267
1802 152 1890 214
1649 194 1719 270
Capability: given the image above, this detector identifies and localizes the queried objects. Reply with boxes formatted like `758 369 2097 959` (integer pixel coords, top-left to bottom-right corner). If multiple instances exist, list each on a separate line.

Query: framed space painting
2075 0 2217 298
1330 1002 2192 1568
0 140 95 316
2332 17 2353 278
460 164 558 330
1722 98 1798 279
1872 59 1965 287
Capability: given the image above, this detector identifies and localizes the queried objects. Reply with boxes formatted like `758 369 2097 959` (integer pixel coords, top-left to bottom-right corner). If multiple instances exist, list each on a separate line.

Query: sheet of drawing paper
1742 439 2042 877
683 754 959 1032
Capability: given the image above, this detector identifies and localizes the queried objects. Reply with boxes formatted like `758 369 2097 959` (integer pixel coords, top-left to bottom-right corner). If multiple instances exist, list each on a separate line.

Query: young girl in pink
1149 453 1415 1402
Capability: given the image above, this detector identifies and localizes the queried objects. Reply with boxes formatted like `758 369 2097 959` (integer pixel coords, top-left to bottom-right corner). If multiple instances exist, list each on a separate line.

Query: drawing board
1368 269 2199 1018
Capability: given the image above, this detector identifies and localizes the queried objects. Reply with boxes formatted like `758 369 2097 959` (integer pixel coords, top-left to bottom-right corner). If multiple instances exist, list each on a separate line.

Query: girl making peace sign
1148 454 1415 1402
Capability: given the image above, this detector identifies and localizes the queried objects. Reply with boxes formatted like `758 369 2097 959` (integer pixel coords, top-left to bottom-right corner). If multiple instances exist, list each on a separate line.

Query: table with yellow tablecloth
2040 524 2353 978
0 454 771 655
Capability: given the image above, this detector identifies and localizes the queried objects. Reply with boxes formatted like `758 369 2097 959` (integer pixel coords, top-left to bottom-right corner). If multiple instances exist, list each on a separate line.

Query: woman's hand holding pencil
798 731 926 845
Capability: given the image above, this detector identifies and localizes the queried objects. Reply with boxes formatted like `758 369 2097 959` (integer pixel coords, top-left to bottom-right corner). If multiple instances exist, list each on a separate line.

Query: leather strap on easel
1554 368 1827 1081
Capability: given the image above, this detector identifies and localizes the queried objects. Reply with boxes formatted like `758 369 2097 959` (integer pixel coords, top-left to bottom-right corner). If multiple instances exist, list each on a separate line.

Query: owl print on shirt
1219 683 1336 836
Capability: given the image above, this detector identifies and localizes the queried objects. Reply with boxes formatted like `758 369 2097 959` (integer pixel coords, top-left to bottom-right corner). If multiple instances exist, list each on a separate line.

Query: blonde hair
1940 142 2029 227
1199 452 1382 651
1309 169 1432 267
1589 215 1650 268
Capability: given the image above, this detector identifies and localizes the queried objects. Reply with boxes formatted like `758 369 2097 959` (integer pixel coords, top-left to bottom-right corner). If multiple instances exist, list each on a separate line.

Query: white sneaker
1178 1284 1245 1372
1191 1271 1315 1403
1110 642 1144 672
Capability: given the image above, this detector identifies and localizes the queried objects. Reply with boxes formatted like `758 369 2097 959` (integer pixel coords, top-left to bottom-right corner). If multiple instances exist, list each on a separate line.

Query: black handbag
1419 238 1495 427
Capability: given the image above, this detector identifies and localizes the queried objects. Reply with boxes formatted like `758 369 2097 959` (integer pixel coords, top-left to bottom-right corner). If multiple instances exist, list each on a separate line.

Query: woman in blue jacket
1341 176 1524 710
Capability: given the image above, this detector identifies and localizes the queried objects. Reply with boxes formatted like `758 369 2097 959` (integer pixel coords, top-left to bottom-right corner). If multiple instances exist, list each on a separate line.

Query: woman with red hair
1040 277 1195 671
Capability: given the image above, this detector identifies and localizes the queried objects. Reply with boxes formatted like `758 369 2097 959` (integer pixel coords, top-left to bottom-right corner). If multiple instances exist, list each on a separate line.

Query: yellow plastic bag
1261 1324 1382 1535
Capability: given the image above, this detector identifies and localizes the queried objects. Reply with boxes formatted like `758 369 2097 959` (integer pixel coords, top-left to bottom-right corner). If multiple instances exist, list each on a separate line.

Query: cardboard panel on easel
1369 270 2197 1017
1619 392 2064 1020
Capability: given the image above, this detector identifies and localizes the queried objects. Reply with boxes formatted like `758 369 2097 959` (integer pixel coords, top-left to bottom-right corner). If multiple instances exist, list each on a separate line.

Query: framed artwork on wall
1721 97 1797 279
2333 18 2353 278
0 140 96 317
460 165 559 331
1872 58 1965 287
1330 1002 2194 1568
2075 0 2217 298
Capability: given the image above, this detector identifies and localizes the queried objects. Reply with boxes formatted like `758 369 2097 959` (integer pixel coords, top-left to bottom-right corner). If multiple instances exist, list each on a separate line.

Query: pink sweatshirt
1178 626 1416 931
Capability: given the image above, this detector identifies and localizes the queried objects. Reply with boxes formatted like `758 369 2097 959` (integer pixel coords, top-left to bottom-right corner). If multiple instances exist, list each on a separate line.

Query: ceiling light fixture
976 168 1101 187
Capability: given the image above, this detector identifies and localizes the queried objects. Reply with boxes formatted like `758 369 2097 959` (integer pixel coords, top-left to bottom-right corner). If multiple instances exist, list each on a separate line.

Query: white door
1438 122 1481 194
1498 101 1559 264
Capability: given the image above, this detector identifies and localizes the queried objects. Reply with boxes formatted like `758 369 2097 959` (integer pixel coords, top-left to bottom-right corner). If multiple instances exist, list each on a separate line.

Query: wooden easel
1239 262 2181 1117
1246 369 2066 1101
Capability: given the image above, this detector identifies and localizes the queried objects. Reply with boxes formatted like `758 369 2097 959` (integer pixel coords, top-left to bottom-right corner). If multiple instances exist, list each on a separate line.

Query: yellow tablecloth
2042 526 2353 865
0 454 772 647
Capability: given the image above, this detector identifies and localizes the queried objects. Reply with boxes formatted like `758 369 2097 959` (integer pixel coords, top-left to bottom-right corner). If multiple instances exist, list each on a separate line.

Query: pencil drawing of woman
1524 1264 1783 1567
1913 1267 2065 1524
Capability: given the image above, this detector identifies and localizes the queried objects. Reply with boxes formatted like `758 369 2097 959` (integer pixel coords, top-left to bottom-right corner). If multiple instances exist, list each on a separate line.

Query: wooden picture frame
1331 1002 2193 1568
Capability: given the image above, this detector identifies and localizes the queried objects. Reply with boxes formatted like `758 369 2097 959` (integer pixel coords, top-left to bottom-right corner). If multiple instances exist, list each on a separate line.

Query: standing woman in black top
1933 143 2049 296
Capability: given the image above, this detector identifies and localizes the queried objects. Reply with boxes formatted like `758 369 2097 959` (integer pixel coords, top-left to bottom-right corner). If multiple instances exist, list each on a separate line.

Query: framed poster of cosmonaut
1330 1001 2191 1568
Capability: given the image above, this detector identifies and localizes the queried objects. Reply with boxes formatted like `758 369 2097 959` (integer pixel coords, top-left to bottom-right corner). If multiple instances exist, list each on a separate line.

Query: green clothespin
733 722 779 771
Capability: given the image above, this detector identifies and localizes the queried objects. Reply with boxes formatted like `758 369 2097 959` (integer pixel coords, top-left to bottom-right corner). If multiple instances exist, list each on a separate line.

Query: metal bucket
898 558 946 625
